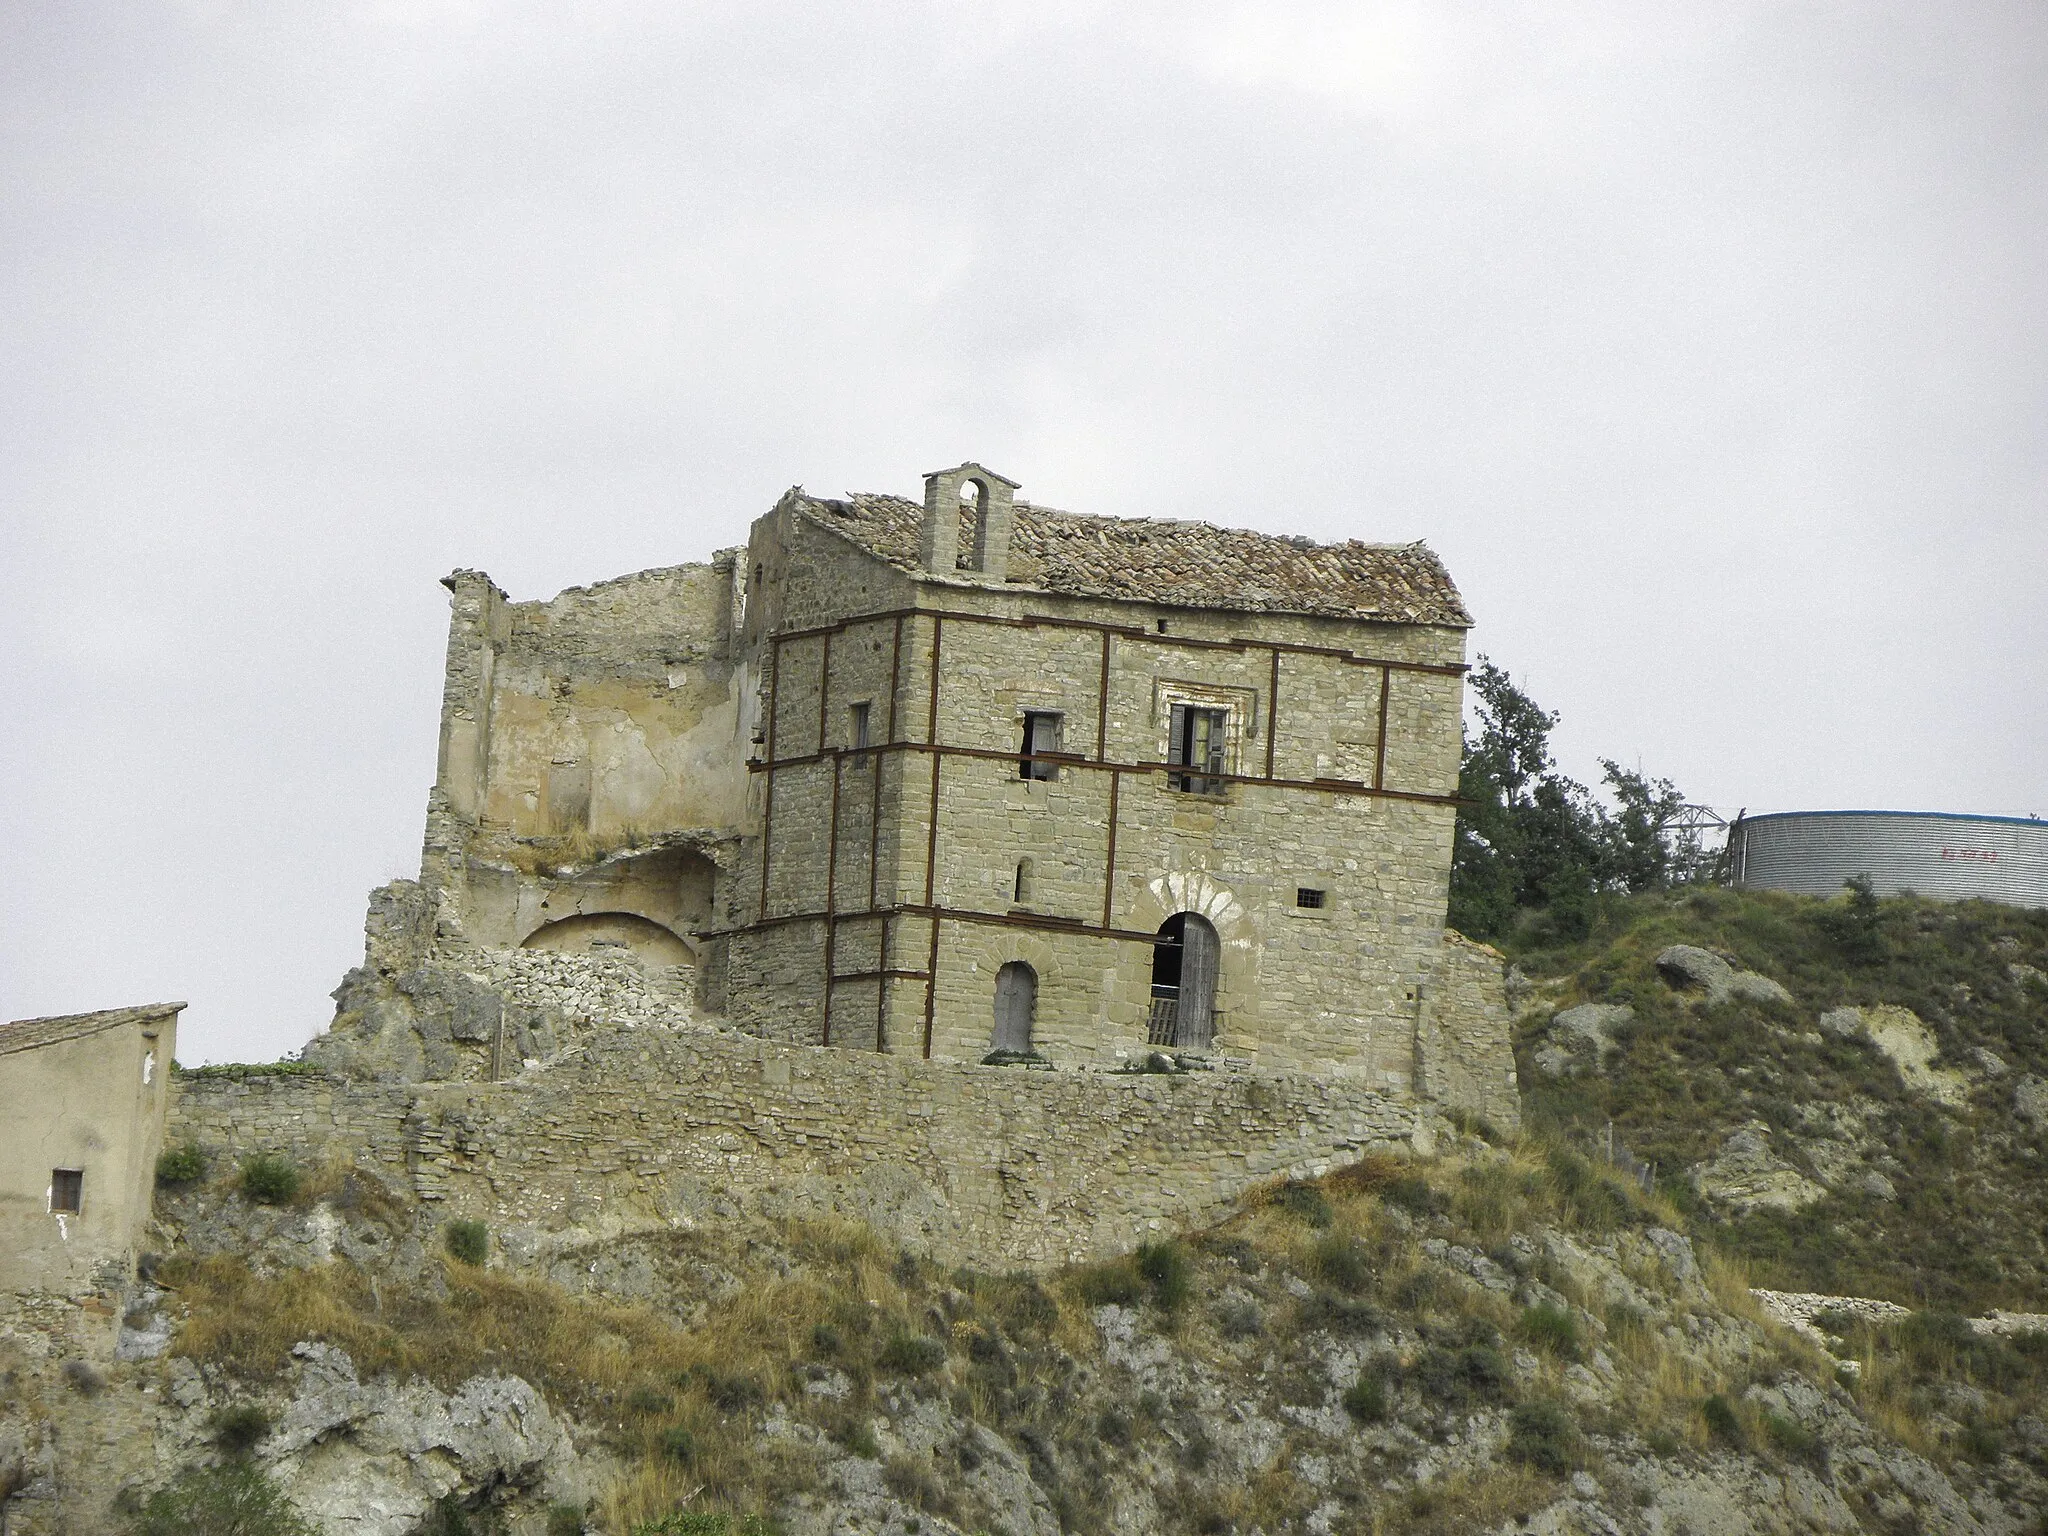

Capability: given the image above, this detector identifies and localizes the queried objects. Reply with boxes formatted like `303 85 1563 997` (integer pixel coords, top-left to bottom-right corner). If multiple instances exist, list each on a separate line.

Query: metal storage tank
1728 810 2048 908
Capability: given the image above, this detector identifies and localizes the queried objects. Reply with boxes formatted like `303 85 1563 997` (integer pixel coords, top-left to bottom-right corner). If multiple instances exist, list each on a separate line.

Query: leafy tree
1448 658 1697 941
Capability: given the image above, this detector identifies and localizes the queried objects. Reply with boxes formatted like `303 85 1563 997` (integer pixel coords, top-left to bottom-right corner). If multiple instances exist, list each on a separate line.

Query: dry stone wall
170 1023 1425 1268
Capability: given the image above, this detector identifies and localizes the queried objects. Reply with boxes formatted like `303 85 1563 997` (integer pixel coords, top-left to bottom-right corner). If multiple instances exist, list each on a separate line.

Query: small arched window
992 961 1038 1054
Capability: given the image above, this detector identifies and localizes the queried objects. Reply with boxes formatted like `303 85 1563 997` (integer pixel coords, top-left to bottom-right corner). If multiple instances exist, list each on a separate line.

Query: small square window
1296 887 1327 910
849 701 871 750
51 1169 82 1215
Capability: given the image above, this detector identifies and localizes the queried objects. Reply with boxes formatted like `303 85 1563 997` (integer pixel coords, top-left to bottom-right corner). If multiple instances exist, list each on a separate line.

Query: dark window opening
1156 617 1169 633
849 701 871 750
1014 858 1033 903
1148 912 1219 1050
1296 887 1327 909
1167 704 1228 794
50 1169 82 1215
1019 711 1063 781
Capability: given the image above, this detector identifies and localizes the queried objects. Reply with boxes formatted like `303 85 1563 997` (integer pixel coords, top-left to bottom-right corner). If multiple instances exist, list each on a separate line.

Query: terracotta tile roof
0 1003 184 1057
796 493 1471 627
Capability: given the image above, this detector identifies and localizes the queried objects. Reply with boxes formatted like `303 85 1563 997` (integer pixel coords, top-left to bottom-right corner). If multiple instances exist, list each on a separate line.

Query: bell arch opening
1148 912 1219 1050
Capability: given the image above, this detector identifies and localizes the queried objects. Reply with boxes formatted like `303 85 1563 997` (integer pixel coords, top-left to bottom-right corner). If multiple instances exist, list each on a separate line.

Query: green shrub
132 1463 314 1536
208 1404 271 1455
1382 1176 1449 1219
660 1426 697 1465
1309 1233 1372 1294
630 1519 778 1536
413 1495 504 1536
1507 1399 1581 1474
877 1331 946 1375
238 1153 300 1206
1701 1393 1744 1446
1273 1180 1334 1227
1517 1302 1583 1360
155 1143 205 1185
1071 1259 1143 1307
1342 1372 1389 1423
1762 1410 1822 1465
547 1505 587 1536
625 1385 673 1415
1410 1345 1511 1408
444 1219 489 1266
1958 1419 2004 1463
1216 1298 1262 1339
1136 1240 1192 1310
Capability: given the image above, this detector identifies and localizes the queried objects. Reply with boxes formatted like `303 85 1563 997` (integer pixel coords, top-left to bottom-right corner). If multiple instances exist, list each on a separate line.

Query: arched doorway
992 961 1038 1054
1148 912 1219 1050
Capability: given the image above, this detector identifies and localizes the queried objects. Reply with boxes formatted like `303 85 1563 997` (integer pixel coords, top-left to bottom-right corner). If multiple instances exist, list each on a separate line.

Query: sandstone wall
1417 932 1521 1135
168 1024 1425 1268
726 549 1470 1084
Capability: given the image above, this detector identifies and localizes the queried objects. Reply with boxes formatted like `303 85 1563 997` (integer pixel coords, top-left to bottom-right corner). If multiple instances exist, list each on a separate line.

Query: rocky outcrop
1693 1121 1829 1214
261 1343 589 1535
1818 1005 1971 1107
1655 945 1794 1007
1530 1003 1634 1078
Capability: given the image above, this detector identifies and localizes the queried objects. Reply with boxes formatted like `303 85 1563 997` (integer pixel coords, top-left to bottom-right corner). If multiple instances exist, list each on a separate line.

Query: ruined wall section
1417 933 1522 1135
171 1026 1426 1269
473 559 747 855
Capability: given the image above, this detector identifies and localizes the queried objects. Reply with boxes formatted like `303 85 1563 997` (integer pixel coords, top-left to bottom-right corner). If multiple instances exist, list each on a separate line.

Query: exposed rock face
263 1343 587 1536
2015 1075 2048 1131
1819 1005 1972 1107
1655 945 1793 1007
1693 1121 1829 1214
1531 1003 1634 1079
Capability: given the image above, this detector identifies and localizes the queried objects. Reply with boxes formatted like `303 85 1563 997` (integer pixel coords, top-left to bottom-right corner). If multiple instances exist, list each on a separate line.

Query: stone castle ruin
4 463 1519 1322
309 462 1516 1113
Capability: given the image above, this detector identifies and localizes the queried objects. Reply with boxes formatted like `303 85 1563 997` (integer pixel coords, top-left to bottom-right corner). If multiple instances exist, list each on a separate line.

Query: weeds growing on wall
154 1142 205 1185
237 1153 301 1205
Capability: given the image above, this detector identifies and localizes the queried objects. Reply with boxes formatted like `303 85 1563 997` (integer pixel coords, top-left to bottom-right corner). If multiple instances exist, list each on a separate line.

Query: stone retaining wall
169 1023 1424 1267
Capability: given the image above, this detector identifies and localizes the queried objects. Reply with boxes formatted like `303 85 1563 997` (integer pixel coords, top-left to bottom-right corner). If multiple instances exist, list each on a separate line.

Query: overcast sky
5 1 2043 1064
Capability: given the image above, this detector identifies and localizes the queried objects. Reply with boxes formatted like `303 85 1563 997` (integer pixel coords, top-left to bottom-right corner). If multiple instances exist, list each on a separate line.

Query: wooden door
1177 915 1218 1049
992 961 1038 1053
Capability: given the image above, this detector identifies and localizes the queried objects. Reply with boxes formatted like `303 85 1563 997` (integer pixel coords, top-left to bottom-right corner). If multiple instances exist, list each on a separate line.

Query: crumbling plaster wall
170 1024 1427 1269
0 1007 181 1305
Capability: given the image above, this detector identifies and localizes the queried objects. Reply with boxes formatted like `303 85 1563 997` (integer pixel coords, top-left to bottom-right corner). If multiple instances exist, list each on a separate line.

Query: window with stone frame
50 1168 82 1215
1167 704 1229 795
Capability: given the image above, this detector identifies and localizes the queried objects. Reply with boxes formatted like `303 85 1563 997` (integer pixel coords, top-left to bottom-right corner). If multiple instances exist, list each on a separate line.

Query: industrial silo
1728 810 2048 907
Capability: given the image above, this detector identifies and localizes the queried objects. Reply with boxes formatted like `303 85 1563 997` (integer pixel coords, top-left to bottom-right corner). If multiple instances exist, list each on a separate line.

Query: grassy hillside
132 1135 2048 1535
1501 885 2048 1311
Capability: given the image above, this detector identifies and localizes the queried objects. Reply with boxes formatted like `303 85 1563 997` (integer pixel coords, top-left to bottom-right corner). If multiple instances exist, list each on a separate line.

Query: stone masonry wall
169 1023 1426 1268
1418 933 1521 1135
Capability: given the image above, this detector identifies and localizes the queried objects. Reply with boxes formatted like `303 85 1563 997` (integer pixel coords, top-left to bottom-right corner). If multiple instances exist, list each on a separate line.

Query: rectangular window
849 701 871 750
1296 887 1327 909
1019 711 1063 781
1168 704 1228 794
50 1169 82 1215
